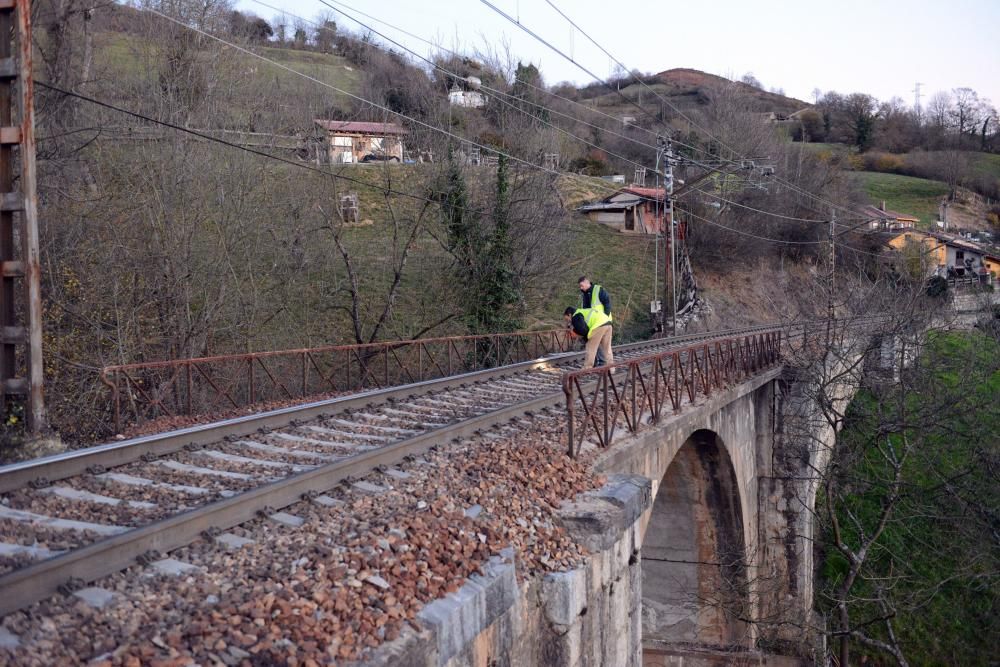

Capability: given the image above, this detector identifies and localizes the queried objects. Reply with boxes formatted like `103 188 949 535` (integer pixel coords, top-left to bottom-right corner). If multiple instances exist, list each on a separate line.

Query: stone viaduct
381 303 999 667
361 338 875 667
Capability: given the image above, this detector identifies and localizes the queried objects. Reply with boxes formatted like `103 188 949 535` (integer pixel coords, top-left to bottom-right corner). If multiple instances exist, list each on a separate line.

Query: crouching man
564 306 614 370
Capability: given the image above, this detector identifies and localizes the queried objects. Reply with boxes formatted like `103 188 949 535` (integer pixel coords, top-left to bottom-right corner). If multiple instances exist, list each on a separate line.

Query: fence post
564 377 575 457
185 362 192 415
602 372 609 447
302 352 307 397
248 357 254 405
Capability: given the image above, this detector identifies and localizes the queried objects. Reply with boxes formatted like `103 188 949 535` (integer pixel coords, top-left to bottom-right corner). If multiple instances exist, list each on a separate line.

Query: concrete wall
757 350 863 656
590 371 782 652
952 289 1000 313
360 363 855 666
361 475 652 667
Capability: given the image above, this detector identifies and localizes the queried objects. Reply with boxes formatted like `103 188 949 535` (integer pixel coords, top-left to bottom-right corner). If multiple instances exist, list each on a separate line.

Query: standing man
578 276 611 319
564 306 614 370
578 277 611 365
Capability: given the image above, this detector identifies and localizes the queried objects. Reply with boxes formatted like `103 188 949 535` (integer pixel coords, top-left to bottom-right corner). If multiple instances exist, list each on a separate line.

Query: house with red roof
858 200 919 231
577 186 669 235
314 120 406 164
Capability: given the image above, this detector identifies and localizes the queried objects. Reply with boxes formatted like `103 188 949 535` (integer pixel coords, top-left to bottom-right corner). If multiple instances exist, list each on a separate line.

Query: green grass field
91 30 362 111
971 152 1000 179
852 171 949 224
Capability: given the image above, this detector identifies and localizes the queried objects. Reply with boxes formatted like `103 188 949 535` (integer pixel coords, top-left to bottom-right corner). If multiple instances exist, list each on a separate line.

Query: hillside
654 68 809 114
852 172 949 224
577 67 809 118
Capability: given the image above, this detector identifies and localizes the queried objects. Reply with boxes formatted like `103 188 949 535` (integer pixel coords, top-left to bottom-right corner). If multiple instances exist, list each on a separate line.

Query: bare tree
950 87 981 141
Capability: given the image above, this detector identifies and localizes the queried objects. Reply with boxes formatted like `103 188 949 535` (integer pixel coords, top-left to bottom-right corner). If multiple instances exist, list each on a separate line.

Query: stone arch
641 428 750 648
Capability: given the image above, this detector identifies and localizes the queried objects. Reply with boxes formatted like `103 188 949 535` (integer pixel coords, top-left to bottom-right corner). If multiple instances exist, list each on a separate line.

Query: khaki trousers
583 324 613 369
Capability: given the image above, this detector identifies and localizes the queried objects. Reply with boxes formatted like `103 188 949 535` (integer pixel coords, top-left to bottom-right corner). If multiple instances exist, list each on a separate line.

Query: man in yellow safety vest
578 276 612 366
578 276 611 321
564 306 614 370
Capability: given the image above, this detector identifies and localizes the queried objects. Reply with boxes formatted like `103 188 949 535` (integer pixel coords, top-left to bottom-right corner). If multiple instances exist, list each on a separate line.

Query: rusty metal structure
100 329 574 433
562 329 783 457
0 0 44 433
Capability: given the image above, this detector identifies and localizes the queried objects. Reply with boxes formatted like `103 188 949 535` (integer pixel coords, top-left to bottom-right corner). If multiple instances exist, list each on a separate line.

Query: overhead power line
308 0 660 177
680 208 824 246
35 80 432 200
484 0 867 223
253 0 666 153
38 84 631 240
141 6 632 202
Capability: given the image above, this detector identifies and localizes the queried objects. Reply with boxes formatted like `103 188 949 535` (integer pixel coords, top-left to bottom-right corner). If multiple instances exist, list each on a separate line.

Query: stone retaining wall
360 474 652 667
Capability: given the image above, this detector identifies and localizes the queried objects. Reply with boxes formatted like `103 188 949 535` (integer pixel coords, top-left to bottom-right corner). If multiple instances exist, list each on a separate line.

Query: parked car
360 153 400 163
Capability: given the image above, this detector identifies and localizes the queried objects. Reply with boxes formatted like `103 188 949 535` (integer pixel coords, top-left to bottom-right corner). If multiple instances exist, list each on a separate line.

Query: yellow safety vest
589 284 612 322
574 307 612 339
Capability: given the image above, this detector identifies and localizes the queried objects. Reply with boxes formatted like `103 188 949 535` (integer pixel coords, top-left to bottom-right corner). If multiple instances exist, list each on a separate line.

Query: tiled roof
314 120 407 135
621 186 667 200
596 187 666 204
859 204 919 222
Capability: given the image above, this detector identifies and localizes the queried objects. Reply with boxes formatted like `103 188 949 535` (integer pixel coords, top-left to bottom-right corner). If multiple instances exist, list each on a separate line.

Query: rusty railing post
247 357 254 404
185 362 192 415
602 371 609 448
564 375 575 457
301 351 308 397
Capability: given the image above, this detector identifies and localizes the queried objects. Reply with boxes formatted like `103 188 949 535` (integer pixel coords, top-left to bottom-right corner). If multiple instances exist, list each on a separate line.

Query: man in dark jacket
578 276 611 318
564 306 614 370
579 277 611 365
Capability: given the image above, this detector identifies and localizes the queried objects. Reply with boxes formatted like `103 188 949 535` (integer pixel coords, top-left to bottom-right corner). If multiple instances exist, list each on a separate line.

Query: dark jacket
568 311 589 338
581 284 611 316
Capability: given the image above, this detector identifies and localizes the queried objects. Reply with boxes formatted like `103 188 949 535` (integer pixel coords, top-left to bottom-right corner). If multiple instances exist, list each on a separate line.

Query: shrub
862 151 905 174
926 275 948 298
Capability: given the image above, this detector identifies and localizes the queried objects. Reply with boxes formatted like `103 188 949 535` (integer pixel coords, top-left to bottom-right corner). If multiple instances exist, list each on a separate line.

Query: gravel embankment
0 412 602 666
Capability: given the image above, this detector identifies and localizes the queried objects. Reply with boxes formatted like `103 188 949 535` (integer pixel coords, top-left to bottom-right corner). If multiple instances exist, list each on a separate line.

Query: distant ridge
654 68 810 114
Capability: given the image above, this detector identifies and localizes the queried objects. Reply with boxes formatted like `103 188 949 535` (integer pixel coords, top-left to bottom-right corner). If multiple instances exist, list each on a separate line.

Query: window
333 136 352 147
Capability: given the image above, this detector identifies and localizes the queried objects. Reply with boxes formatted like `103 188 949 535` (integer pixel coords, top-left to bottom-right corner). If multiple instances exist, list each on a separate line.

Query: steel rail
0 389 570 617
0 325 780 494
0 323 794 617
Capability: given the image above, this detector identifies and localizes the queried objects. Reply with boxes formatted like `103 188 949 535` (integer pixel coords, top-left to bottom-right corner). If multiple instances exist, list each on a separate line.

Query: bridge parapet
562 329 783 457
362 475 651 667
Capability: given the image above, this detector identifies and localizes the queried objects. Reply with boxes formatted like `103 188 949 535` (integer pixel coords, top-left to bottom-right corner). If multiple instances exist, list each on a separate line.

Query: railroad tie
0 506 127 535
35 485 157 510
96 472 210 496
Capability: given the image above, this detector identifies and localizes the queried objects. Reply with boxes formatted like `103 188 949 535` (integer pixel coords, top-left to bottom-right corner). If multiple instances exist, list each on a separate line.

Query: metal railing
562 329 783 457
101 329 573 433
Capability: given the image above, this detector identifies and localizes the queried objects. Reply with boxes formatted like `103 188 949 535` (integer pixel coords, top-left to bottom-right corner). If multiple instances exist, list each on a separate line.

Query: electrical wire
307 0 660 177
476 0 724 165
682 183 871 230
679 208 825 246
141 5 631 202
539 0 868 222
38 84 639 241
539 0 740 156
486 0 868 222
254 0 667 153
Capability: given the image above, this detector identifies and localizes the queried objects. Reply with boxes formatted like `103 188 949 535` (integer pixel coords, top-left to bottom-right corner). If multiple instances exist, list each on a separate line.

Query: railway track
0 324 789 618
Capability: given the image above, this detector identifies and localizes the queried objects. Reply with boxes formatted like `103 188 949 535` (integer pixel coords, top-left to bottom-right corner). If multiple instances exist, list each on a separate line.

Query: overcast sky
238 0 1000 108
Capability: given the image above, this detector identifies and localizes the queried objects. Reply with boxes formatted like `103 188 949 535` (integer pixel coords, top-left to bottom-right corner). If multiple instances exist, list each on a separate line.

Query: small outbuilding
577 186 668 235
858 201 919 231
314 120 406 164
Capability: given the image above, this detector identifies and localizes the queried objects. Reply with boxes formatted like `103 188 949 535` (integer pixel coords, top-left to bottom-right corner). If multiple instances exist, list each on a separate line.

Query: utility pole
0 0 46 436
653 140 661 328
826 209 836 343
666 137 677 336
912 82 924 122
